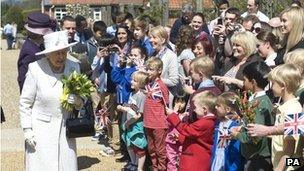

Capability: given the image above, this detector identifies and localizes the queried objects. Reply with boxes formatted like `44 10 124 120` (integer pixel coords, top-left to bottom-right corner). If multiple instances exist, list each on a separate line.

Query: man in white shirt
3 22 14 50
241 0 269 22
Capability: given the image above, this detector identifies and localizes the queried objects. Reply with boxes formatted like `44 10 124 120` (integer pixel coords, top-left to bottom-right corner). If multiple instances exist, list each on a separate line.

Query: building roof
169 0 186 9
169 0 214 10
46 0 144 5
43 0 214 9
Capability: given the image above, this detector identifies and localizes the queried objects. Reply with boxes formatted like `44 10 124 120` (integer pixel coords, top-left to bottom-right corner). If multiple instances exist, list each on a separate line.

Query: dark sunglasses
251 27 261 33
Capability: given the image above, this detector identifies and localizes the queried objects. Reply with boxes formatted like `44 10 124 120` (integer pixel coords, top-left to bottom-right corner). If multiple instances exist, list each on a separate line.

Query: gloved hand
67 94 84 110
23 128 36 150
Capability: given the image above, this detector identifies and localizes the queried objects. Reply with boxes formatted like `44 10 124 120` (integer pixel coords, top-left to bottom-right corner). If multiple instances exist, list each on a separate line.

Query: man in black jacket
169 3 194 44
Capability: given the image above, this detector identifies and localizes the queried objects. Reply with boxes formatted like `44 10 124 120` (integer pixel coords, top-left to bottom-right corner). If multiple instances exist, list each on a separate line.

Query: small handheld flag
284 112 304 136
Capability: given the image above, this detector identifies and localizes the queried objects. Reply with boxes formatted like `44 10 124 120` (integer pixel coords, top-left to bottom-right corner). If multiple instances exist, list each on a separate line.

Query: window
54 7 67 20
93 8 101 21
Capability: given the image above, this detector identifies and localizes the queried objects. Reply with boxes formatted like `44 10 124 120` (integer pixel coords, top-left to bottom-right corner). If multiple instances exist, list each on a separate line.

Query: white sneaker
99 149 110 157
91 132 101 141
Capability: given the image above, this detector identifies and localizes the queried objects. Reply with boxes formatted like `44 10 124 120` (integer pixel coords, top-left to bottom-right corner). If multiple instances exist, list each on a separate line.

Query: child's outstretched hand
174 101 186 112
230 126 242 138
179 112 189 120
166 107 175 115
183 84 195 94
117 105 127 112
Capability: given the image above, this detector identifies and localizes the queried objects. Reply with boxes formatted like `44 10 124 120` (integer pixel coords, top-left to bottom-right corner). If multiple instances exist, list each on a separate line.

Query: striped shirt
143 79 169 129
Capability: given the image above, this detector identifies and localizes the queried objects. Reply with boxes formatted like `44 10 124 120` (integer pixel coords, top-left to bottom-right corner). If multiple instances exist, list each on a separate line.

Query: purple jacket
17 38 43 93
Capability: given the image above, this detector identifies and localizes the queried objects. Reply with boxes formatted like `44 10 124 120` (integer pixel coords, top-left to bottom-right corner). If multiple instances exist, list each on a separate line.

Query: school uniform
167 112 216 171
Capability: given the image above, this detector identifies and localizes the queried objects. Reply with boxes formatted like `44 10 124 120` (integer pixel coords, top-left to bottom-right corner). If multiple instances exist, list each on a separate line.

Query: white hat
35 30 78 55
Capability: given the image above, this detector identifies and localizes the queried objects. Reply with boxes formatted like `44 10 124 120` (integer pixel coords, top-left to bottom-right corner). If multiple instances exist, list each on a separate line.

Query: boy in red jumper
166 91 217 171
143 57 169 171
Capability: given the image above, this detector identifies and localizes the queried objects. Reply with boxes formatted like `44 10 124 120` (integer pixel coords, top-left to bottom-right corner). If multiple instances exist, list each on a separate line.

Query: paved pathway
1 40 125 170
1 128 101 152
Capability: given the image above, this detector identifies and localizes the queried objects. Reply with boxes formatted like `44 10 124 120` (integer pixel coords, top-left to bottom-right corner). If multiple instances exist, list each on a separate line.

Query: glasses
252 27 261 33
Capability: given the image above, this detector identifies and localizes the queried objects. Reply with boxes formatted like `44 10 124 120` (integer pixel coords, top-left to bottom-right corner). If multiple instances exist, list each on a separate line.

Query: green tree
1 3 10 25
5 6 24 32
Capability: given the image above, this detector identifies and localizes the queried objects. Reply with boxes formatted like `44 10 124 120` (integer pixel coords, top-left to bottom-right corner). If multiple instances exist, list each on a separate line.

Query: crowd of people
17 0 304 170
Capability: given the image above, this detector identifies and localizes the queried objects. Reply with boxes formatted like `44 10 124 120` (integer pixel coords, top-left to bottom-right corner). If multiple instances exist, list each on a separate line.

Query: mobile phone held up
217 18 223 25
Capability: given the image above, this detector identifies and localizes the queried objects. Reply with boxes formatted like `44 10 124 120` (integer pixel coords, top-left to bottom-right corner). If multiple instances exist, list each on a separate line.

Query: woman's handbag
66 99 95 138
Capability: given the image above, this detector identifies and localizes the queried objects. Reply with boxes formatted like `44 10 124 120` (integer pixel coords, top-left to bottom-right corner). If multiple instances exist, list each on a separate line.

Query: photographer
87 21 118 156
212 7 244 75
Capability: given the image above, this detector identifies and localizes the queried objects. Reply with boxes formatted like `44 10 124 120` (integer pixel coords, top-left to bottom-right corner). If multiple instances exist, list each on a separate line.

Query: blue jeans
6 33 14 49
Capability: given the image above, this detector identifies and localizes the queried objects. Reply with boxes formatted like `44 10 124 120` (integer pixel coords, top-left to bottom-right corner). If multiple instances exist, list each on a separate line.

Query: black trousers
244 156 273 171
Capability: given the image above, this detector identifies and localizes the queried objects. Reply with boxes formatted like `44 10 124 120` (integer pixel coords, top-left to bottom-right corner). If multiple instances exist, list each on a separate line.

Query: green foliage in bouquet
60 71 94 111
236 90 260 143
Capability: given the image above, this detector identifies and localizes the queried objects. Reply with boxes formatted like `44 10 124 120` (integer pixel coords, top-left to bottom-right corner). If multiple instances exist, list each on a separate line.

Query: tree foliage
1 3 10 25
66 4 92 18
3 6 24 32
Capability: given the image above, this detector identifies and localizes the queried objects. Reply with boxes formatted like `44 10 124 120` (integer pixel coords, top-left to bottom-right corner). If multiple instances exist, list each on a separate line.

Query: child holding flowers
231 61 274 170
248 64 303 170
211 92 243 171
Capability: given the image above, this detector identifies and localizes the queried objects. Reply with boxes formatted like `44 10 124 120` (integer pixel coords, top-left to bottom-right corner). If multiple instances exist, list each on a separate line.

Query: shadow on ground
78 155 100 170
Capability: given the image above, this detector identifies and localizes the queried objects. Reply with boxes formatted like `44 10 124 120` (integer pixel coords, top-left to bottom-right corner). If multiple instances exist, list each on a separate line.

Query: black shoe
129 164 137 171
122 163 137 171
116 155 129 162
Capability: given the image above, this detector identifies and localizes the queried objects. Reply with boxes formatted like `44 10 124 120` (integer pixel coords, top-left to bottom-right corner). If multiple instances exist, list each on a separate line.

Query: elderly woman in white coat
19 30 83 171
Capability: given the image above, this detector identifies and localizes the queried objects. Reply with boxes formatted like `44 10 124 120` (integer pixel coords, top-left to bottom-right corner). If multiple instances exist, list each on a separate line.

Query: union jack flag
145 82 163 100
217 128 230 148
284 112 304 136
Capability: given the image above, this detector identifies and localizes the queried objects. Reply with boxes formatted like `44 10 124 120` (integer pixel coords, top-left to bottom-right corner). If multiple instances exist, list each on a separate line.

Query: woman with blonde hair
213 31 262 90
275 6 304 65
149 25 179 107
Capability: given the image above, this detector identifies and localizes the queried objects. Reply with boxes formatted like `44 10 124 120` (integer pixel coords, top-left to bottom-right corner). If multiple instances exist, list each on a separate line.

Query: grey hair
182 3 194 13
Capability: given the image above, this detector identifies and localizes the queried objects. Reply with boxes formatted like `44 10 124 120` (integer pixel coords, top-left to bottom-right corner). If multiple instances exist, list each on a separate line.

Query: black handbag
66 99 95 138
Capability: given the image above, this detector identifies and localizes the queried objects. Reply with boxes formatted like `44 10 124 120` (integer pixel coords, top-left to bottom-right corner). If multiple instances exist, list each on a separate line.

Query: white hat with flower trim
35 30 78 55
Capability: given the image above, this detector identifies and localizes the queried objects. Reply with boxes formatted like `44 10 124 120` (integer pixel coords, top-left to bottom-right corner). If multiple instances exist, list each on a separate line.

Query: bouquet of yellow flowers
60 71 95 111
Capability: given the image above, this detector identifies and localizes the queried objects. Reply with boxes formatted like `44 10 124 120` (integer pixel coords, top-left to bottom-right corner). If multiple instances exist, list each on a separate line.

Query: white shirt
3 23 13 35
264 52 277 67
241 11 270 22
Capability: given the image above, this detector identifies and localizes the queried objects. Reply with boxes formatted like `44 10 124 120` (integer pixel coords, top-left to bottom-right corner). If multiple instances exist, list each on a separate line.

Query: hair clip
230 99 236 105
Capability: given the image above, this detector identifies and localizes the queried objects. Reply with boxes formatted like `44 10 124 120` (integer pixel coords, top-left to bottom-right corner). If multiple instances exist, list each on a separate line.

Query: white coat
19 57 80 171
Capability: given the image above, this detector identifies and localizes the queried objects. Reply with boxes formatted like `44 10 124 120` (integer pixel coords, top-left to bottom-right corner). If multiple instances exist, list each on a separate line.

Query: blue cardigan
211 119 244 171
110 65 137 104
